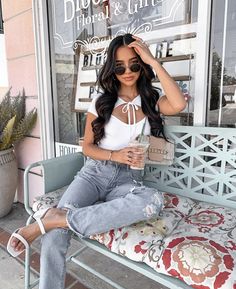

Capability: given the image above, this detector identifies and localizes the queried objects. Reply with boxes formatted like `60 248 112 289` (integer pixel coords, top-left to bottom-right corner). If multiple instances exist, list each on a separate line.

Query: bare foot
11 208 68 253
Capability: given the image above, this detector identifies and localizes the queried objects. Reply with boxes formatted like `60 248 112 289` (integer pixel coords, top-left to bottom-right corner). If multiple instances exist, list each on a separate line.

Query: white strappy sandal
7 207 51 257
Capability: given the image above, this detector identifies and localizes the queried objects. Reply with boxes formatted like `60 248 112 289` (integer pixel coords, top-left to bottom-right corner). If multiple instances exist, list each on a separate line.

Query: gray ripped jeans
39 158 163 289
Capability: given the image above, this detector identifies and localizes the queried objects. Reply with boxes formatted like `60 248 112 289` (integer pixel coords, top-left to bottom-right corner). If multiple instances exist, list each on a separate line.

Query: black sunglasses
114 63 141 75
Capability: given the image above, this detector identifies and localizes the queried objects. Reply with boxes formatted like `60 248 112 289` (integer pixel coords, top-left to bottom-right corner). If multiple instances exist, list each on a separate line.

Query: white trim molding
193 0 212 125
32 0 55 159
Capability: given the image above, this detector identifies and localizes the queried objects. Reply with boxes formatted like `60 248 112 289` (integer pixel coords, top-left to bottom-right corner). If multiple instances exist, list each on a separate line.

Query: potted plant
0 89 37 217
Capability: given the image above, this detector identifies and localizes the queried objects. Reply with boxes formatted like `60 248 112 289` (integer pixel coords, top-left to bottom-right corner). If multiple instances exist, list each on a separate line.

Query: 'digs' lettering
64 0 108 25
64 0 75 23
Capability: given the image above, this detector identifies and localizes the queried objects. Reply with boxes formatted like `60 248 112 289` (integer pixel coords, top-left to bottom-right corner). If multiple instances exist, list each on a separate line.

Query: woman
7 33 186 288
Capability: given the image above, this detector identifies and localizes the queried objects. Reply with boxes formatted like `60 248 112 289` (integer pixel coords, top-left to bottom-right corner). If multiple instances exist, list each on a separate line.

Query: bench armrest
24 152 85 215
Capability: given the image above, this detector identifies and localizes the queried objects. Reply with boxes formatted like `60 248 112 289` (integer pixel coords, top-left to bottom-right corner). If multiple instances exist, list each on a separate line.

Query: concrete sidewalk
0 203 38 289
0 248 37 289
0 203 167 289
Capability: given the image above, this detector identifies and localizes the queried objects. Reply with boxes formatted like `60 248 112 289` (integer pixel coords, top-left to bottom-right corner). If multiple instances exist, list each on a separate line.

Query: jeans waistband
86 157 130 170
100 160 130 169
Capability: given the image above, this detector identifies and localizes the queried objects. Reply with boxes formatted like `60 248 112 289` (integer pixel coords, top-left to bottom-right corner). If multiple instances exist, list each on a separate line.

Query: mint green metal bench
23 125 236 289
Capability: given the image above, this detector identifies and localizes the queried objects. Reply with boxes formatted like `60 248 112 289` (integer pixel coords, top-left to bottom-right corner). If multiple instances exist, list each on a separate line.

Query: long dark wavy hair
92 33 164 144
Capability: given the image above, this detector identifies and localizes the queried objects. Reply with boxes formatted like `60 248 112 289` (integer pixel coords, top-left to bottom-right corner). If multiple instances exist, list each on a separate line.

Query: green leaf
10 109 37 144
0 115 16 150
0 88 37 151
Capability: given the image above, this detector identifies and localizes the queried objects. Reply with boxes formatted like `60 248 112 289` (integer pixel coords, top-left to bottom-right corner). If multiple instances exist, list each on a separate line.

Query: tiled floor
0 203 168 289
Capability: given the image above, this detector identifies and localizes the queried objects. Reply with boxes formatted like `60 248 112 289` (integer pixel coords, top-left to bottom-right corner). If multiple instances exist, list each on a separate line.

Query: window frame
0 0 4 34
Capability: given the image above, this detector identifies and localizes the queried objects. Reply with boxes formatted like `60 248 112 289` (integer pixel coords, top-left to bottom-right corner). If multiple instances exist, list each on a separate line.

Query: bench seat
32 188 236 289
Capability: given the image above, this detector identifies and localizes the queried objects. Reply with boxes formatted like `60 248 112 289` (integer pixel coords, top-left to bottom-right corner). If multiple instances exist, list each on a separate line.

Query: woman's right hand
111 147 137 165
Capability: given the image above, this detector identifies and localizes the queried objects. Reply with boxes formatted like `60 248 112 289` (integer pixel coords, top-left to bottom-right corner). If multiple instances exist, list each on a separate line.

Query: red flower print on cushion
186 210 224 227
192 285 210 289
161 236 234 288
164 193 179 209
107 229 115 249
134 241 148 255
168 237 185 248
199 226 211 233
223 255 234 270
122 232 128 240
214 272 231 289
168 269 184 281
90 229 115 249
225 241 236 251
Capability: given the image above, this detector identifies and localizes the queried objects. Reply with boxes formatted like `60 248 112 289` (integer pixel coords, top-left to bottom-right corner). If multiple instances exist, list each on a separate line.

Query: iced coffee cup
129 136 149 170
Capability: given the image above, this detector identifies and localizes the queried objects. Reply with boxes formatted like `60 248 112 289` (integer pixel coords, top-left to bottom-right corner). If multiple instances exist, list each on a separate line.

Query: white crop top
88 95 151 150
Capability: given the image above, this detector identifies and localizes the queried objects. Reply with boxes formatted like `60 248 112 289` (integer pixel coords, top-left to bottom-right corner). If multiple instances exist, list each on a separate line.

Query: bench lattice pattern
145 126 236 208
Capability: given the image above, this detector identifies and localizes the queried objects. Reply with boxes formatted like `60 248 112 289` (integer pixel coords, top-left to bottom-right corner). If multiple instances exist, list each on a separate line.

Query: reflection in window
207 0 236 128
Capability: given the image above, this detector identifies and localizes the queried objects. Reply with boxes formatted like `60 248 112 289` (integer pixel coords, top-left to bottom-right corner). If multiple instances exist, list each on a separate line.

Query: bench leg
25 246 40 289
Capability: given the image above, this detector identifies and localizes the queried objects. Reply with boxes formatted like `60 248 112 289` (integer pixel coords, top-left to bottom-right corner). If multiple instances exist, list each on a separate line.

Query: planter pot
0 147 18 217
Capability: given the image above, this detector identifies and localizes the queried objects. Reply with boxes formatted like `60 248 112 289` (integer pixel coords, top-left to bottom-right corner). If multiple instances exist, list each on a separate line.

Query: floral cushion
32 185 68 212
155 201 236 289
91 197 236 289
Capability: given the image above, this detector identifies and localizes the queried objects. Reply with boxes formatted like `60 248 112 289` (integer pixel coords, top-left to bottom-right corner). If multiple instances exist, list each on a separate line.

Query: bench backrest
144 126 236 209
42 153 85 193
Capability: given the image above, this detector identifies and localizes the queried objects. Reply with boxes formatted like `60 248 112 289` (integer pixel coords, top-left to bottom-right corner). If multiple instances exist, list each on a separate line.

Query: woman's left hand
128 35 156 66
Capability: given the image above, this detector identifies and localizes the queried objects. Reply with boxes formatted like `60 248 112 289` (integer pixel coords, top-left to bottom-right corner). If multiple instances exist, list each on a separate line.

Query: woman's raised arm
128 35 186 115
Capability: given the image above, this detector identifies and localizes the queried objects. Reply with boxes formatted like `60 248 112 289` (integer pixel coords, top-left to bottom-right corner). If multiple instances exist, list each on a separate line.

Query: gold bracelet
108 150 113 161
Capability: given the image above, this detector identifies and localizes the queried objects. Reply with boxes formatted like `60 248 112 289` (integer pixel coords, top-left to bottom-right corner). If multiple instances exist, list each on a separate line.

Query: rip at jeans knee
143 203 158 218
129 184 146 194
129 186 136 193
151 192 164 207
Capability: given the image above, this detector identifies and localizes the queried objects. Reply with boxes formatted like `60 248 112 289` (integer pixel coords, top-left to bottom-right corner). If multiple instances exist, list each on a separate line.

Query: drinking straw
138 117 147 143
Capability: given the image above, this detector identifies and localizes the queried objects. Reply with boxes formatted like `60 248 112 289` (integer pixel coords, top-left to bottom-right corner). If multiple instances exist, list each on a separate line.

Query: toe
15 241 24 252
11 237 19 249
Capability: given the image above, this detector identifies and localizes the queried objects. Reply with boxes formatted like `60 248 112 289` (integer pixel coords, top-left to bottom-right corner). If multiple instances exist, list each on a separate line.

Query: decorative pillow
32 185 68 212
155 200 236 289
90 192 195 263
157 236 236 289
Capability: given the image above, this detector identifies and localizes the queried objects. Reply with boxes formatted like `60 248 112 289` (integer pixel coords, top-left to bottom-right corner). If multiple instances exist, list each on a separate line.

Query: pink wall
2 0 43 204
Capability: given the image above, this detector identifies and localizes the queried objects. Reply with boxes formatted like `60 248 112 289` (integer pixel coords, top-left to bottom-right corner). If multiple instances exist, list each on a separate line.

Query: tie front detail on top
115 95 143 139
87 94 151 150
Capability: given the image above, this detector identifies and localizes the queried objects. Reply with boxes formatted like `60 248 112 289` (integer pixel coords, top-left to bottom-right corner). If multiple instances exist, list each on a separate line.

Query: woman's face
114 46 141 87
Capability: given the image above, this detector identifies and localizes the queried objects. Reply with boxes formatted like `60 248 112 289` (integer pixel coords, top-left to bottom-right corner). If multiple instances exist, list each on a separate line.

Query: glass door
207 0 236 128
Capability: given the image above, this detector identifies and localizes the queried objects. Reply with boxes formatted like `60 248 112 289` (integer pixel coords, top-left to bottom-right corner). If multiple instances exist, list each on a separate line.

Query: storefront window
47 0 198 156
207 0 236 127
